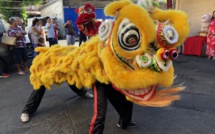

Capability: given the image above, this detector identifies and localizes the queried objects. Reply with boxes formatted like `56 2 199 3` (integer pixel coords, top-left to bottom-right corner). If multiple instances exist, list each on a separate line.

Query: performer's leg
21 86 46 122
79 36 82 46
105 85 133 129
22 86 46 114
68 84 93 98
89 82 108 134
83 35 87 42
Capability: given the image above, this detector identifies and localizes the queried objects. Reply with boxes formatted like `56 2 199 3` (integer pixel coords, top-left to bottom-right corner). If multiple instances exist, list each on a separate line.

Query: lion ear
104 0 131 17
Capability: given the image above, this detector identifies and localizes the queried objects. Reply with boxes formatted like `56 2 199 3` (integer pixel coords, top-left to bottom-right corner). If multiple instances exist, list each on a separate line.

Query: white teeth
145 88 149 93
127 88 151 96
139 89 144 95
128 90 133 94
116 85 158 101
134 90 140 95
143 88 154 100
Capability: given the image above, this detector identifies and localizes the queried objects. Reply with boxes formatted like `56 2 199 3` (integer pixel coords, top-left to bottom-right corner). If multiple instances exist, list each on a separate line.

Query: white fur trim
163 25 179 44
98 20 113 41
153 55 172 72
136 53 152 68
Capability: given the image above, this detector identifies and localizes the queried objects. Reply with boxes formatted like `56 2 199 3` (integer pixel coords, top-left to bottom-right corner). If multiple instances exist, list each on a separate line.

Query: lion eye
169 49 179 60
118 19 141 51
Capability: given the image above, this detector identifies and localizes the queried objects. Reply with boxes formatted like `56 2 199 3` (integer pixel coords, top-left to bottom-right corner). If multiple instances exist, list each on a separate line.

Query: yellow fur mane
30 36 109 90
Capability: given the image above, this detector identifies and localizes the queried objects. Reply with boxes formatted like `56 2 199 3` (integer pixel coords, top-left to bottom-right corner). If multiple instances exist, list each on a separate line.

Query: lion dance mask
30 0 189 107
75 3 102 37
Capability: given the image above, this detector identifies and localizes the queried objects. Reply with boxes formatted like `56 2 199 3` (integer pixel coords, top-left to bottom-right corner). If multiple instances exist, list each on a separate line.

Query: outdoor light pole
167 0 172 9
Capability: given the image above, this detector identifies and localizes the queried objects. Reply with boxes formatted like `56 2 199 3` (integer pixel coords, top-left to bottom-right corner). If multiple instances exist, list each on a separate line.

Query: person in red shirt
53 18 59 44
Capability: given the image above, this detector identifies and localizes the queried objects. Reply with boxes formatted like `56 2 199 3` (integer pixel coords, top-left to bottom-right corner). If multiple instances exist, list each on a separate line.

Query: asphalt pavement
0 42 215 134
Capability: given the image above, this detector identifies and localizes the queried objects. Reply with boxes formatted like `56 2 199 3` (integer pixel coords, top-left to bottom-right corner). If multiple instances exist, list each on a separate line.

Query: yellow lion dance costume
30 0 189 107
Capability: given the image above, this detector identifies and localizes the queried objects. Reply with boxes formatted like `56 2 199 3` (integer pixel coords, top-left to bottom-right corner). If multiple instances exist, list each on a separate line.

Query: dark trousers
48 38 58 47
22 85 87 115
12 47 28 64
79 31 87 46
89 82 133 134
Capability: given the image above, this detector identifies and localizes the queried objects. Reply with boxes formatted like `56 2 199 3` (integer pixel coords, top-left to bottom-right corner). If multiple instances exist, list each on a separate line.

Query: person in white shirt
45 16 57 47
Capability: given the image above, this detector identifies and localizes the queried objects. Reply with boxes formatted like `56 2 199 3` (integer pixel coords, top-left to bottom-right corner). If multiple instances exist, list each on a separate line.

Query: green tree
0 0 43 21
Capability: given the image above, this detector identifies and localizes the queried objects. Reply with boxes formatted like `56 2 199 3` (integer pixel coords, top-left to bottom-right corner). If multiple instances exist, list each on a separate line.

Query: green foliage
0 0 13 21
20 7 28 20
159 0 167 3
23 0 43 6
0 0 43 21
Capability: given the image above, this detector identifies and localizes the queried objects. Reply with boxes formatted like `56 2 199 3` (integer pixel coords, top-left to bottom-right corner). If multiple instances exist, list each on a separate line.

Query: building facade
176 0 215 36
40 0 65 38
40 0 214 38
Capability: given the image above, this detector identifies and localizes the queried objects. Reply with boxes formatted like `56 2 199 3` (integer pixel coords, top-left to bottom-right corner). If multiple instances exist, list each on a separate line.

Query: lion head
97 0 189 107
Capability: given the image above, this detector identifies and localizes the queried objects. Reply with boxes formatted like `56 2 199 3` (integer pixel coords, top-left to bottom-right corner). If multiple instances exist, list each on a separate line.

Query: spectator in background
45 16 57 47
17 17 26 64
32 18 42 56
53 18 59 44
38 37 45 47
27 17 36 45
206 10 215 60
63 19 76 45
0 30 9 78
79 30 87 46
0 68 9 78
40 26 46 47
16 17 25 30
26 17 36 58
8 17 28 74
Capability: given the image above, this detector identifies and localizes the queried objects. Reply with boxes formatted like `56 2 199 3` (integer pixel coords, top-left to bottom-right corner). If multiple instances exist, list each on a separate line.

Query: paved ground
0 42 215 134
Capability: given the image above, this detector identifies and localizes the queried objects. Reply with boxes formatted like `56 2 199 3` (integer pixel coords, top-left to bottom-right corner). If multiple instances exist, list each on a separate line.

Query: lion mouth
112 84 158 101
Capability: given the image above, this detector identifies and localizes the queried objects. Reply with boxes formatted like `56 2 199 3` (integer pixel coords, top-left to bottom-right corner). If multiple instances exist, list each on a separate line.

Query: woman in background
206 10 215 60
32 18 42 56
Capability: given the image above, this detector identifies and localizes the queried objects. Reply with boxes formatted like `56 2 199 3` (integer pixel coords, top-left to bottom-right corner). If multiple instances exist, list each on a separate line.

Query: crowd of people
0 15 95 129
0 16 89 78
0 15 95 131
2 10 214 79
